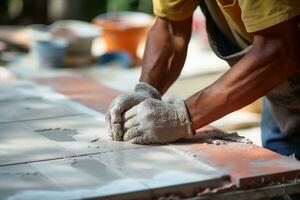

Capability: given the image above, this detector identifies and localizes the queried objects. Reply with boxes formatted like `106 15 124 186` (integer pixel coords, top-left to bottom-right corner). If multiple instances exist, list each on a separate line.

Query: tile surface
0 80 63 102
93 146 228 197
30 157 151 199
0 98 83 123
24 115 144 155
171 130 300 188
2 78 300 199
0 164 61 200
35 75 121 112
0 80 229 199
0 147 227 200
0 79 225 199
0 122 73 166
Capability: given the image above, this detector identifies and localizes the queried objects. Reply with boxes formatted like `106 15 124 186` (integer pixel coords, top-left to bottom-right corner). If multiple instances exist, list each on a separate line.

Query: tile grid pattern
36 75 300 189
1 76 300 199
0 80 228 200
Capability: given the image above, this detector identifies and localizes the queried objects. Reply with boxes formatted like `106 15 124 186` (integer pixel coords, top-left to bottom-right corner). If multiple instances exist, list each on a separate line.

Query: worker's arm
122 17 300 145
186 17 300 130
106 17 191 141
140 17 192 94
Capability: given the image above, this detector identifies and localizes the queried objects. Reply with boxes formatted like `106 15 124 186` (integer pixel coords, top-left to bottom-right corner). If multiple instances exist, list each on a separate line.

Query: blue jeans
261 98 300 159
261 98 300 200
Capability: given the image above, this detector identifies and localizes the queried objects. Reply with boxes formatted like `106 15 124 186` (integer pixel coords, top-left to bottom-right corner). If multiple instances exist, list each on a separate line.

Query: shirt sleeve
153 0 199 21
238 0 300 32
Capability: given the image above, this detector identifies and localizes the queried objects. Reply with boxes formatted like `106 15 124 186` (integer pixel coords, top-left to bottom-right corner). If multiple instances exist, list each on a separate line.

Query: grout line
0 97 44 103
0 146 149 167
0 113 87 124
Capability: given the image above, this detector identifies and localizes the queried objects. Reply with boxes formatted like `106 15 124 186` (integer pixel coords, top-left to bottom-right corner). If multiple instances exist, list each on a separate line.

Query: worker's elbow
253 36 287 63
252 36 298 76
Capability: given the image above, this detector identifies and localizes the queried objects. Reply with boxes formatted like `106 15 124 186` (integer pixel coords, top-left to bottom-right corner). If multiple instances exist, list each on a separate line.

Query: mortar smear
34 128 78 142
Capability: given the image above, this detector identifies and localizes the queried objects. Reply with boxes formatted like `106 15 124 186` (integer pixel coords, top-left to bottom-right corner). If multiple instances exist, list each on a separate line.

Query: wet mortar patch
34 128 79 142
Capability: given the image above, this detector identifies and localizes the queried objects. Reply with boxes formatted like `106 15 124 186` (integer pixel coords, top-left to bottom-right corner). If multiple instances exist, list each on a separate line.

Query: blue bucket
33 39 68 68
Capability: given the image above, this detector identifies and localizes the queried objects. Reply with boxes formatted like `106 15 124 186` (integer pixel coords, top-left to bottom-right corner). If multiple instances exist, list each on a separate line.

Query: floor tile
171 141 300 188
17 157 150 200
93 146 228 198
0 79 239 199
0 98 83 123
0 122 73 166
0 80 65 101
0 85 62 102
35 75 121 113
0 164 61 200
24 115 144 155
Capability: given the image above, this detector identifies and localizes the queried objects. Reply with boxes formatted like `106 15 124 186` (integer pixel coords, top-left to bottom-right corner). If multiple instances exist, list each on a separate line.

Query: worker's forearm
140 17 192 94
186 20 300 130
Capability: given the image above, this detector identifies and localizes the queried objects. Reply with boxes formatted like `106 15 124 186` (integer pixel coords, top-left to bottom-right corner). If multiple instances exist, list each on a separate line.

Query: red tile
34 75 121 112
172 126 300 188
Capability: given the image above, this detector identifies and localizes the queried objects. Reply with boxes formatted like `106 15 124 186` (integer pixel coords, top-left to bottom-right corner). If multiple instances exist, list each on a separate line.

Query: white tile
0 80 65 101
0 85 62 102
0 80 228 200
0 122 73 166
0 164 61 200
25 115 144 155
31 158 104 189
28 157 150 200
0 80 102 121
0 98 83 123
0 80 39 90
0 148 150 200
93 146 228 198
0 145 226 200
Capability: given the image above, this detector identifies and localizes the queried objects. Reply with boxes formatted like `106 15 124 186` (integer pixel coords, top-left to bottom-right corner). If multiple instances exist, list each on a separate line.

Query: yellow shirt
153 0 300 43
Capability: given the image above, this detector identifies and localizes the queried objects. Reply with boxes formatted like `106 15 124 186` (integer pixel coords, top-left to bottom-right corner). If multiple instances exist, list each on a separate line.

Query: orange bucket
93 12 153 64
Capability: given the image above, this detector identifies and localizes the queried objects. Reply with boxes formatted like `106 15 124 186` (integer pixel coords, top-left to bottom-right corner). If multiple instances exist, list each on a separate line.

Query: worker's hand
122 99 194 144
106 82 161 141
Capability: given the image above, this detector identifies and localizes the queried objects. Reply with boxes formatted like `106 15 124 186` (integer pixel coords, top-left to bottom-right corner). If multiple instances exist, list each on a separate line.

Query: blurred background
0 0 153 25
0 0 262 145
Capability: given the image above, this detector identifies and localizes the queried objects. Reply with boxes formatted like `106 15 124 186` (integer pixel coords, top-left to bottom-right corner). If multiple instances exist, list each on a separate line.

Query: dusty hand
106 82 161 141
123 99 194 144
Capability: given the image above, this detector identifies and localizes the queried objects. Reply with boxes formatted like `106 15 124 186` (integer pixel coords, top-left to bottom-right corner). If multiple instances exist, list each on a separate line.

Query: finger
105 112 113 138
110 101 137 141
128 134 154 145
111 123 123 141
110 97 140 123
110 105 124 124
109 104 126 140
109 105 125 140
123 127 143 142
110 96 142 140
123 106 138 121
123 116 139 132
